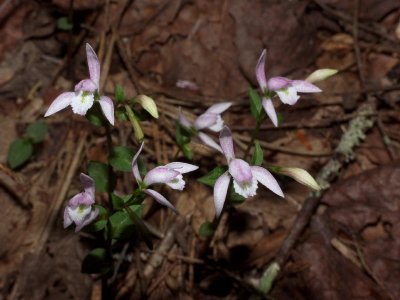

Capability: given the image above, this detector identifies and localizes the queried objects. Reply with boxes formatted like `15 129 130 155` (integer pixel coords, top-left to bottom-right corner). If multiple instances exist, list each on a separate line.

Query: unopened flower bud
125 105 144 142
277 167 320 191
137 95 159 119
305 69 338 83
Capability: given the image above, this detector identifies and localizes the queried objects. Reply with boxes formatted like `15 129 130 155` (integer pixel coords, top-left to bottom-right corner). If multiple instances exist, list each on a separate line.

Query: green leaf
111 194 139 210
267 165 282 173
251 141 263 166
175 122 192 146
81 248 112 274
199 221 214 238
228 186 246 204
181 143 193 160
7 138 34 169
84 205 108 232
115 85 125 103
109 204 144 241
57 17 73 31
111 193 125 210
86 102 107 127
277 112 284 125
198 166 227 187
109 146 134 172
249 88 263 120
26 121 48 143
116 107 128 121
88 161 115 193
109 211 135 240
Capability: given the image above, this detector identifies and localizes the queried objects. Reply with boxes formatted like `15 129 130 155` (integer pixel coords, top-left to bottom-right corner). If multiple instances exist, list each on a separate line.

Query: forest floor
0 0 400 299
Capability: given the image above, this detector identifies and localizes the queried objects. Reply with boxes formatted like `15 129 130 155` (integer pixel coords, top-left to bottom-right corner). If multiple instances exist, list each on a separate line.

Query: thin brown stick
313 0 399 45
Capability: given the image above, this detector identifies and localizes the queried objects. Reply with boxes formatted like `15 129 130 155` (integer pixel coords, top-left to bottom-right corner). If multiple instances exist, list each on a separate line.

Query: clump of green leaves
7 121 48 169
175 122 194 159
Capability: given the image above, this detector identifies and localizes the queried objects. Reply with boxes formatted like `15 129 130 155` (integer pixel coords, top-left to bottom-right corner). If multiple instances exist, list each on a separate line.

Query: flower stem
104 122 114 203
243 118 262 160
103 122 114 293
105 122 113 154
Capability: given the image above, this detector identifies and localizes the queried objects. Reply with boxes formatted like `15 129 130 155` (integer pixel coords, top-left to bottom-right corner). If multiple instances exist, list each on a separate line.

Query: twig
353 238 394 300
376 117 396 160
313 0 399 45
232 111 377 131
0 164 29 208
143 216 185 279
109 243 130 284
237 134 332 157
115 34 142 94
352 0 365 89
257 100 376 296
146 260 179 295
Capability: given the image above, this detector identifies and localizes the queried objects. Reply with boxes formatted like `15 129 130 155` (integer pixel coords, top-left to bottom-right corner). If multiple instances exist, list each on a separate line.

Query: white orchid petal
205 102 232 114
99 96 115 125
132 142 144 182
164 162 198 174
75 79 97 93
68 192 93 207
262 98 278 127
144 189 176 211
251 166 284 197
255 49 267 91
166 174 186 190
197 132 223 153
267 76 291 91
85 43 100 88
178 108 192 128
144 167 180 186
63 207 73 228
229 159 253 184
213 172 231 217
208 115 224 132
194 113 218 130
75 207 99 232
67 205 92 228
276 86 300 105
44 92 74 117
291 80 322 93
71 91 95 115
219 126 235 161
232 176 258 198
79 173 95 202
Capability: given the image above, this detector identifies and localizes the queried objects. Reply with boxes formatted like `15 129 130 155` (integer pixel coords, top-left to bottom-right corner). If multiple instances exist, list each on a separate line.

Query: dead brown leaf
278 164 400 299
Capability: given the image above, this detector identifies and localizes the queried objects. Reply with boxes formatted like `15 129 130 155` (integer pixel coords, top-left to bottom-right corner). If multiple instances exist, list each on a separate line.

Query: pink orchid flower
45 43 114 125
131 143 198 211
179 102 232 153
256 49 321 127
64 173 99 232
213 126 284 217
